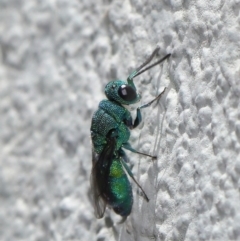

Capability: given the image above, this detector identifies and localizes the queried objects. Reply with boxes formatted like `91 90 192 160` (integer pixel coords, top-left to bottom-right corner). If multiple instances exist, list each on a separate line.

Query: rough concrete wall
0 0 240 241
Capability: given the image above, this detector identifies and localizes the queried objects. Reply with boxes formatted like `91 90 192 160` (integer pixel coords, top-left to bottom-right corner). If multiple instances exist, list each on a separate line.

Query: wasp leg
132 87 166 129
119 158 149 202
118 148 129 163
122 142 157 159
118 216 128 224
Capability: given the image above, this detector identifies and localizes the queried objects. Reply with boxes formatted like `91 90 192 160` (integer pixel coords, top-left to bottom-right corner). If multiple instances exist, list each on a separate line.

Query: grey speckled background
1 1 240 241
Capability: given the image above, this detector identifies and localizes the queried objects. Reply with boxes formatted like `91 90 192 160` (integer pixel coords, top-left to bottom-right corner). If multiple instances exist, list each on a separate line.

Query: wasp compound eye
118 85 137 101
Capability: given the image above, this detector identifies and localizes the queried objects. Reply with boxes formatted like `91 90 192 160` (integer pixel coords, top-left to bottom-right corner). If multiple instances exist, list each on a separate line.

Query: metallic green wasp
90 47 171 218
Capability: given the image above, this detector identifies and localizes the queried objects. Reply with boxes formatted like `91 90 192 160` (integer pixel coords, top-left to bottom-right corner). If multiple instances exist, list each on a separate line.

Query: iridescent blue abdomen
106 156 133 216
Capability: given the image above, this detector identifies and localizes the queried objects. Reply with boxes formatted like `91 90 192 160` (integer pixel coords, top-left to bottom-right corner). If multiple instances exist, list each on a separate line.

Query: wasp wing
90 135 116 218
90 149 106 218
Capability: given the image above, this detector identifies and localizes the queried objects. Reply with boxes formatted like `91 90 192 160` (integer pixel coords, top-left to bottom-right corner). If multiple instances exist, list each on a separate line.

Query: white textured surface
0 1 240 241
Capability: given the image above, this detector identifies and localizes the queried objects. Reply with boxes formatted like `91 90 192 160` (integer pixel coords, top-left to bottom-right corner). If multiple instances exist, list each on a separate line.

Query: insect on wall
90 47 171 219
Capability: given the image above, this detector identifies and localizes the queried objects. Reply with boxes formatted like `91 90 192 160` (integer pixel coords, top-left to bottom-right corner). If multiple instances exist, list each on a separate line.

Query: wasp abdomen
106 157 133 217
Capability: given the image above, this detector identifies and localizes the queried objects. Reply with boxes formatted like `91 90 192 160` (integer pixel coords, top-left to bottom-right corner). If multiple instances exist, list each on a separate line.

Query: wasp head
105 80 141 105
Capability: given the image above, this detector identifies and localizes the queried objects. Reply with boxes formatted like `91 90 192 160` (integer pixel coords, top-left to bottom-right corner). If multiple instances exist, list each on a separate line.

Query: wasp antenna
135 47 160 73
127 47 160 81
133 53 171 78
